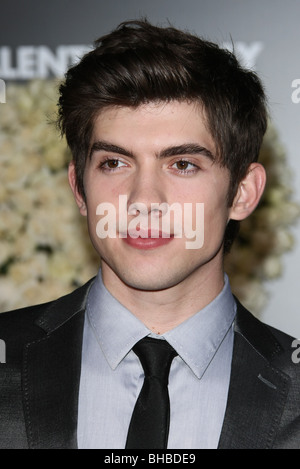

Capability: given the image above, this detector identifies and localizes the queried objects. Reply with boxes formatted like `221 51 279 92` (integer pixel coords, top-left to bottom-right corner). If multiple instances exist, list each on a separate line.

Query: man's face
73 101 234 292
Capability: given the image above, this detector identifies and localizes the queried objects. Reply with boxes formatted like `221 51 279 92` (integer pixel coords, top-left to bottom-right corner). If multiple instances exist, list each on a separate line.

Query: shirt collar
87 269 236 377
86 271 150 370
163 275 236 378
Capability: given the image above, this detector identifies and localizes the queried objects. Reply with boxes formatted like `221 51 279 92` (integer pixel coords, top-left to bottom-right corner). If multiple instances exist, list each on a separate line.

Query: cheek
84 173 117 211
203 195 230 243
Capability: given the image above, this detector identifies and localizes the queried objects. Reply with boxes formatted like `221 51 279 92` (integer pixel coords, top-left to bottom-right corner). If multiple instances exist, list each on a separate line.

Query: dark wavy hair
57 19 268 252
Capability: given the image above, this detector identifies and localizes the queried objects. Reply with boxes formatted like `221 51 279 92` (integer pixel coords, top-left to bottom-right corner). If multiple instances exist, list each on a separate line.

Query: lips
120 228 175 249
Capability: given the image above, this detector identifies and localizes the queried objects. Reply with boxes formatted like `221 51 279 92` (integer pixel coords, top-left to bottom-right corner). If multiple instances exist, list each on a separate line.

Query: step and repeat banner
0 0 300 336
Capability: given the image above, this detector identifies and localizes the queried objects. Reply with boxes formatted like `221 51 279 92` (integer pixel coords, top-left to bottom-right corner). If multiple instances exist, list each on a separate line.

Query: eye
171 160 199 174
99 158 127 171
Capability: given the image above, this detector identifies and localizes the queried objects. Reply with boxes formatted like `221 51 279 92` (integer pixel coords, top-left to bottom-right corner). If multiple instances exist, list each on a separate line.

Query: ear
229 163 266 221
68 161 87 216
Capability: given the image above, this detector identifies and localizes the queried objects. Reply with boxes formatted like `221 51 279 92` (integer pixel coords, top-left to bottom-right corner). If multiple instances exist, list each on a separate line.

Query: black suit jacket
0 278 300 449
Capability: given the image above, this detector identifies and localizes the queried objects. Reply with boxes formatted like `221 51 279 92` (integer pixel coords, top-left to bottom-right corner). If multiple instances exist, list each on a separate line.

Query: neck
101 262 225 334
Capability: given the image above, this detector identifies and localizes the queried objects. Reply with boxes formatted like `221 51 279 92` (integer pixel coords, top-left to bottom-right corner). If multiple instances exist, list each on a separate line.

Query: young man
0 20 300 449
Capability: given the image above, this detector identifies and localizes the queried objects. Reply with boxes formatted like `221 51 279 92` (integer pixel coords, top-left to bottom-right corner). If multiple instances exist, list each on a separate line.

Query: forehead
91 100 215 154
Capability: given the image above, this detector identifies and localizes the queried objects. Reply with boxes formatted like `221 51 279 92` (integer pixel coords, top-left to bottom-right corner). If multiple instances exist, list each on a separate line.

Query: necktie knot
133 337 177 383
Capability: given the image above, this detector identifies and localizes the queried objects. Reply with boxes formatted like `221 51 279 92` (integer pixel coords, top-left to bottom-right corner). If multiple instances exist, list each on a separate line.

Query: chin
115 267 190 293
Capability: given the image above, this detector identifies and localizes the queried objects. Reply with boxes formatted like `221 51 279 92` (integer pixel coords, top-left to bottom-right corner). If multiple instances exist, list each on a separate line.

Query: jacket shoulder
236 298 294 346
235 299 297 376
0 302 54 345
0 280 93 449
0 278 95 355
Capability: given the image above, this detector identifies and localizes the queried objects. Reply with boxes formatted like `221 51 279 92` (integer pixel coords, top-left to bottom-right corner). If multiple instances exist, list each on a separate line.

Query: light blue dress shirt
77 269 236 449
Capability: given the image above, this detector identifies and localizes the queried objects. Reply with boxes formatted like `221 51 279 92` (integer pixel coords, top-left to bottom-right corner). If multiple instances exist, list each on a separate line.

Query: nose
127 166 167 218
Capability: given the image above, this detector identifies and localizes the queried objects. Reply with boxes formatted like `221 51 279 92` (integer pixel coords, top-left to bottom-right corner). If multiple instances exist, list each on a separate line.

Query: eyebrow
89 140 215 161
89 141 134 159
159 144 215 161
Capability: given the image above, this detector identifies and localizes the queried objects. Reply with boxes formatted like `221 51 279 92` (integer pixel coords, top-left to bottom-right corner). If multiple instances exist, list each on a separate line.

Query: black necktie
125 337 177 449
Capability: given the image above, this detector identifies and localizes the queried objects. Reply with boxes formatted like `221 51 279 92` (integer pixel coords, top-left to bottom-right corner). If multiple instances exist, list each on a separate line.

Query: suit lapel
218 302 291 449
23 280 93 449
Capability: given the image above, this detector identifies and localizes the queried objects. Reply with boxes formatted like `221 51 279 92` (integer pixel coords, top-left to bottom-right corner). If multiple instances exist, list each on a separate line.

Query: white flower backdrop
0 80 299 314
